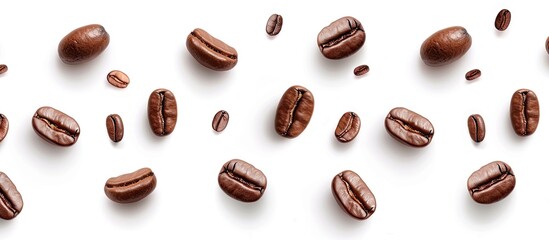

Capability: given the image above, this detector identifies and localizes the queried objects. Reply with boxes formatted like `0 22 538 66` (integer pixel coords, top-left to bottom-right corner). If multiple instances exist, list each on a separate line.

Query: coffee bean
106 114 124 142
212 110 229 132
107 70 130 88
0 171 23 220
186 28 238 71
467 161 515 204
510 89 539 136
58 24 110 65
420 26 472 67
0 64 7 75
465 69 481 81
385 107 434 147
266 14 283 36
218 159 267 202
335 112 360 143
467 114 485 142
545 37 549 55
353 65 369 76
0 114 8 142
317 16 365 59
147 88 177 136
275 85 314 138
495 9 511 31
104 167 157 204
332 170 376 220
32 106 80 146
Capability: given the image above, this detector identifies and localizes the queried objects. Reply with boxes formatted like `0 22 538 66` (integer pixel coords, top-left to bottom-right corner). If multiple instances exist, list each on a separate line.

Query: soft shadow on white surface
217 190 267 221
105 193 156 224
26 128 73 160
315 54 357 83
331 136 355 152
418 59 463 83
464 191 512 224
56 58 105 84
181 54 233 85
377 127 427 162
319 189 368 234
263 103 288 144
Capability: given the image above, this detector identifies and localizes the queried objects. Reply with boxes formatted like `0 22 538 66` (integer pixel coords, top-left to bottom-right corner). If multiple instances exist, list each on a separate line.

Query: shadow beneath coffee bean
182 54 233 84
56 58 104 86
264 104 286 144
463 192 511 224
217 191 266 221
0 219 15 231
418 59 463 84
319 189 366 232
315 55 355 81
377 127 426 161
106 194 156 221
331 137 354 152
26 128 73 160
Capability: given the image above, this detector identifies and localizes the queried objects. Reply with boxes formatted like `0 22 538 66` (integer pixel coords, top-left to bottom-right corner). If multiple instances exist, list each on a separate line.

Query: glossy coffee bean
332 170 376 220
148 88 177 136
186 28 238 71
275 85 314 138
465 69 481 81
510 89 539 136
104 168 157 203
32 106 80 146
385 107 434 147
212 110 229 132
335 112 360 143
467 114 485 143
0 171 23 220
58 24 110 65
546 37 549 55
218 159 267 202
467 161 515 204
107 70 130 88
0 64 7 75
420 26 472 67
0 114 8 142
495 9 511 31
106 114 124 142
266 14 283 36
317 16 365 59
353 65 369 76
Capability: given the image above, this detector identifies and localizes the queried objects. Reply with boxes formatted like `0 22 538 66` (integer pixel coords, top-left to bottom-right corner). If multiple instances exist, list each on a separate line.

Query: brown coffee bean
32 106 80 146
107 70 130 88
58 24 110 65
467 161 515 204
420 26 472 67
545 37 549 55
332 170 376 220
147 88 178 136
510 89 539 136
0 64 7 75
274 85 314 138
106 114 124 142
212 110 229 132
465 69 481 81
317 16 365 59
353 65 369 76
495 9 511 31
266 14 283 36
186 28 238 71
0 171 23 220
0 114 8 142
335 112 360 143
218 159 267 202
467 114 485 142
104 168 157 203
385 107 434 147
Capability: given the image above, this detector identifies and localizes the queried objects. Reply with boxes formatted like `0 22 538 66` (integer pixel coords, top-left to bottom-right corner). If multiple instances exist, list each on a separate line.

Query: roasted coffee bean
218 159 267 202
465 69 481 81
0 114 8 142
510 89 539 136
385 107 434 147
546 37 549 55
467 161 515 204
0 172 23 220
275 85 314 138
107 70 130 88
147 88 177 136
186 28 238 71
335 112 360 143
106 114 124 142
58 24 110 65
212 110 229 132
495 9 511 31
0 64 7 75
104 167 157 203
332 170 376 220
32 106 80 146
266 14 283 36
317 16 365 59
420 26 472 67
353 65 369 76
467 114 485 142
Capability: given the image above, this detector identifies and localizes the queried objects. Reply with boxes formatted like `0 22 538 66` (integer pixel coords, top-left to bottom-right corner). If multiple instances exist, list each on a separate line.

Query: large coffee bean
420 26 472 67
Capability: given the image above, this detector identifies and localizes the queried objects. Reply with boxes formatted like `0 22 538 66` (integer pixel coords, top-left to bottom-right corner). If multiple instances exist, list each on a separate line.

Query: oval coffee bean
212 110 229 132
104 167 157 204
510 89 539 136
218 159 267 202
332 170 376 220
58 24 110 65
420 26 472 67
0 64 7 75
106 114 124 142
546 37 549 55
186 28 238 71
353 64 369 76
495 9 511 31
32 106 80 146
467 161 515 204
0 114 8 142
465 69 481 81
0 171 23 220
266 14 283 36
147 88 177 136
275 85 314 138
335 112 361 143
467 114 485 142
385 107 434 147
107 70 130 88
317 16 365 59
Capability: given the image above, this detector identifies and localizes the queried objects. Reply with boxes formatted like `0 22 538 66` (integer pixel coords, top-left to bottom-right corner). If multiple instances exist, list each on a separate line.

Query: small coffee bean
353 65 369 76
104 168 157 204
467 161 515 204
0 171 23 220
510 89 539 136
332 170 376 220
147 88 178 136
317 16 365 59
0 114 8 142
420 26 472 67
465 69 481 81
107 70 130 88
467 114 485 142
545 37 549 55
266 14 283 36
385 107 434 147
212 110 229 132
274 85 314 138
32 106 80 146
186 28 238 71
335 112 360 143
495 9 511 31
218 159 267 202
106 114 124 142
58 24 110 65
0 64 7 75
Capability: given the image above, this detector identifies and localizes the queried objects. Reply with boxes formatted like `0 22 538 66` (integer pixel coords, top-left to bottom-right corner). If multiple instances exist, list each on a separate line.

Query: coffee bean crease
470 163 513 193
387 115 432 139
34 114 78 138
320 19 362 49
190 32 237 59
222 162 264 192
105 172 155 188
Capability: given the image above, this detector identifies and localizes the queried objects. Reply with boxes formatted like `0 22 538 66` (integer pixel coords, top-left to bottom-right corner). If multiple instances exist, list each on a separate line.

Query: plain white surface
0 0 547 238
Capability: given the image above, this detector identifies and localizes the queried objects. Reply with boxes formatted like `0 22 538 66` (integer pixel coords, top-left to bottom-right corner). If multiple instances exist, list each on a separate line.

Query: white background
0 0 547 239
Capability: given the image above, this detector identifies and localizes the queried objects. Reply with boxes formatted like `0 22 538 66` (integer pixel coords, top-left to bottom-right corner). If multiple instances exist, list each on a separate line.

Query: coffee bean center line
0 188 17 214
214 111 227 130
339 174 367 213
336 113 355 138
521 91 529 133
222 163 264 192
470 164 514 193
471 116 479 142
320 27 361 49
190 32 237 59
387 116 432 139
105 172 154 188
283 89 304 136
158 92 166 135
109 116 118 138
35 115 77 138
109 76 126 86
